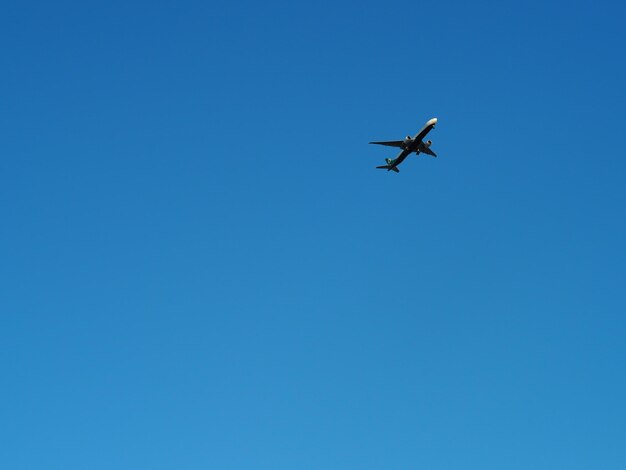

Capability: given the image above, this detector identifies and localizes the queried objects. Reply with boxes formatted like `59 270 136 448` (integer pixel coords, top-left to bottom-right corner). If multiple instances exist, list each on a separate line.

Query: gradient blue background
1 0 625 468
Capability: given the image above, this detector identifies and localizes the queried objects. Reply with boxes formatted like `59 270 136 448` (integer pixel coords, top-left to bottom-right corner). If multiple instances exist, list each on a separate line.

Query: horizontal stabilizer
376 165 400 173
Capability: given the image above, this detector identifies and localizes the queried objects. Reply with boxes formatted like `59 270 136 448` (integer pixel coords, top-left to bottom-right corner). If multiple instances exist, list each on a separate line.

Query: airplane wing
369 140 404 148
413 118 438 143
421 146 437 157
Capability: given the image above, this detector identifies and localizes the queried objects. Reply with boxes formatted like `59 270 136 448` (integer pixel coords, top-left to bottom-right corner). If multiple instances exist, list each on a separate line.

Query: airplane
370 118 438 173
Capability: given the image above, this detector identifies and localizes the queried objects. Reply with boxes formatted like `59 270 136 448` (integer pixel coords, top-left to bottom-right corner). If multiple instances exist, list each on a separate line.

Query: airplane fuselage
388 133 430 169
371 118 438 172
390 147 413 169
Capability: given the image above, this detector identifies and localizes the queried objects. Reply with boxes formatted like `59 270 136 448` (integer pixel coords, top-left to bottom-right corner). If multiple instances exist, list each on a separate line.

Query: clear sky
1 0 625 468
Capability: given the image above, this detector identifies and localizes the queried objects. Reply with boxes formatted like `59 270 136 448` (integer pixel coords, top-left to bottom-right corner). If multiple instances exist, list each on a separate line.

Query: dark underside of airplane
370 117 438 173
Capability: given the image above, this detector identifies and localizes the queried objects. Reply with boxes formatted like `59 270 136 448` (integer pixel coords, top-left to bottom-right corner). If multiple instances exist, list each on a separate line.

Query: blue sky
1 0 625 468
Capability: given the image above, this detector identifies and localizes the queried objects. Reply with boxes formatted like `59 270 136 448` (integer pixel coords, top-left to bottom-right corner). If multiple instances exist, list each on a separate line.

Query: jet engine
425 140 432 147
405 135 412 141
